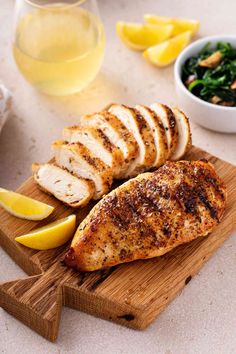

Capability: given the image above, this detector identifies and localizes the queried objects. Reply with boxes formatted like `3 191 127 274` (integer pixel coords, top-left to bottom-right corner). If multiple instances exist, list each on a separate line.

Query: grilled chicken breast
32 163 94 207
170 108 192 161
52 141 113 200
109 104 156 177
63 126 124 178
81 112 139 176
150 103 178 159
135 105 169 167
64 160 227 272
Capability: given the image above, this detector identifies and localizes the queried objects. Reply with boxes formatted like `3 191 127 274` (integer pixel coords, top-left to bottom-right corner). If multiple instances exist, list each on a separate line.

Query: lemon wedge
116 21 173 50
15 214 76 250
143 31 192 67
144 14 200 36
0 187 54 220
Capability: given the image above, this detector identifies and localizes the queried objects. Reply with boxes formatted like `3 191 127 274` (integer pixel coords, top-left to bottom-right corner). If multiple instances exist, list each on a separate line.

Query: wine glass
13 0 105 96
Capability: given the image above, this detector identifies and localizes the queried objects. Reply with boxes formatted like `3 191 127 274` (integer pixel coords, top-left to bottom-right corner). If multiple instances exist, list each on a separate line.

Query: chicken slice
135 105 169 168
52 141 113 200
109 104 156 177
150 103 178 159
63 160 227 272
81 112 139 169
171 108 192 161
32 163 94 208
62 126 124 178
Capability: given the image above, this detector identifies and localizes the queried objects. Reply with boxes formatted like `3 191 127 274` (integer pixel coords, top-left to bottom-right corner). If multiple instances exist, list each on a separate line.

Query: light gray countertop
0 0 236 353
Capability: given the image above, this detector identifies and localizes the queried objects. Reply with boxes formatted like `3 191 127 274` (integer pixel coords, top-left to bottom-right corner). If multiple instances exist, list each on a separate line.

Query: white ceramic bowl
174 35 236 133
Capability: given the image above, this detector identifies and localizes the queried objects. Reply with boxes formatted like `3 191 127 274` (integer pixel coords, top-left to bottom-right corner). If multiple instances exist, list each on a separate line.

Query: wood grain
0 146 236 341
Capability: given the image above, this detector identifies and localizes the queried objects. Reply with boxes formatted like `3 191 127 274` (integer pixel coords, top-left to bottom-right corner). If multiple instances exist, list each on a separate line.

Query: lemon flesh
144 15 200 36
116 21 173 50
0 187 54 220
15 214 76 250
143 31 192 67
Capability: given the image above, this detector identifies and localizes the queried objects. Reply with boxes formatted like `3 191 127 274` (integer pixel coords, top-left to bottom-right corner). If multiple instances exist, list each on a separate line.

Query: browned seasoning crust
52 140 113 199
143 105 169 165
101 111 139 160
109 104 156 176
96 128 113 153
63 160 227 272
130 106 156 169
150 103 179 160
63 126 125 179
81 111 139 166
164 104 179 158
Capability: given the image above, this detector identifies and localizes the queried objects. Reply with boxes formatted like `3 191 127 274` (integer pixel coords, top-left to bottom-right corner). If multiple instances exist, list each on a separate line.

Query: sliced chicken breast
135 105 169 168
171 108 192 161
62 126 124 178
32 163 94 208
150 103 178 159
52 141 113 200
81 111 139 178
109 104 156 177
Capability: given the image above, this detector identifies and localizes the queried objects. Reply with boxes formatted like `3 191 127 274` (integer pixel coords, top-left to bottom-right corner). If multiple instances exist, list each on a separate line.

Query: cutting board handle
0 261 71 341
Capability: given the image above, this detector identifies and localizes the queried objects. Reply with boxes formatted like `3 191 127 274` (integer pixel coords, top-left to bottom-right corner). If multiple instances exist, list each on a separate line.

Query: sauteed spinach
182 42 236 106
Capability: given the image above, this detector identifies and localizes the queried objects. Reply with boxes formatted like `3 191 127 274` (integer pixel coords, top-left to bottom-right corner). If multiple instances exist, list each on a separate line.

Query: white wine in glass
13 0 105 96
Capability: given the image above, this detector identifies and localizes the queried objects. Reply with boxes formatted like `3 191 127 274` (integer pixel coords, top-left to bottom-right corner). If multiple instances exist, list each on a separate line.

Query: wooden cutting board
0 146 236 342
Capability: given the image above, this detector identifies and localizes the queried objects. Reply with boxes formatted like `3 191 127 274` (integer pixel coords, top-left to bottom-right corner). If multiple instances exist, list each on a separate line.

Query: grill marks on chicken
52 141 113 200
80 111 139 178
33 102 192 206
63 160 227 271
135 105 169 167
150 103 179 159
62 126 124 178
108 104 156 177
